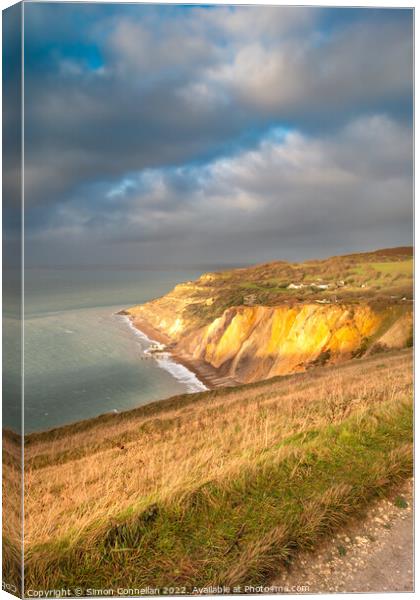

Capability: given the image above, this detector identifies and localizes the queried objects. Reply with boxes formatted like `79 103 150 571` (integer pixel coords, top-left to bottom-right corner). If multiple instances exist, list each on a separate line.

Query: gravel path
272 478 413 593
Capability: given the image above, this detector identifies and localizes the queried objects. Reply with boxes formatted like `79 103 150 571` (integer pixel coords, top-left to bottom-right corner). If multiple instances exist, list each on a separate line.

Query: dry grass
2 430 23 595
24 350 412 550
14 348 413 593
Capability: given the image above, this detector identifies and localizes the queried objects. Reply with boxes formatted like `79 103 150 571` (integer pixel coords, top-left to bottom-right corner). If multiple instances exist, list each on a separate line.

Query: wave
119 315 207 393
154 354 207 393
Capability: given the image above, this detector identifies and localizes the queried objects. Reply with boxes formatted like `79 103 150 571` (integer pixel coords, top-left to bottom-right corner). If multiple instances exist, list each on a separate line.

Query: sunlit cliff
126 247 413 384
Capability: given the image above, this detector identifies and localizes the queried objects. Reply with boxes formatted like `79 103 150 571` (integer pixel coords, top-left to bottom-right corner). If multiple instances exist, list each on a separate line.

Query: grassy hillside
128 247 413 336
22 348 413 593
2 430 22 595
185 247 413 328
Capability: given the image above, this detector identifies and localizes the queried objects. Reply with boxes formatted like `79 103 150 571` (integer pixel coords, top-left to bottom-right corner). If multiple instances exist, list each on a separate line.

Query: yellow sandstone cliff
127 299 412 385
126 250 413 385
179 304 412 383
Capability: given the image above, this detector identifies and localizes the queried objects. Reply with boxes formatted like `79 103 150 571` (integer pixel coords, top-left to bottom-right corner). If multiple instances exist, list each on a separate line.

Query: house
287 283 305 290
311 283 329 290
244 293 257 306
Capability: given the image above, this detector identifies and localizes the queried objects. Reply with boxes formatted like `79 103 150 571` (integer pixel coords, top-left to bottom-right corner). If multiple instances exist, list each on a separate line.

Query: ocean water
11 266 223 433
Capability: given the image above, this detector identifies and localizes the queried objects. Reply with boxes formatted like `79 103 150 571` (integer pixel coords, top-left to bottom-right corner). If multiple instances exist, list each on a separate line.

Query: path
272 478 414 593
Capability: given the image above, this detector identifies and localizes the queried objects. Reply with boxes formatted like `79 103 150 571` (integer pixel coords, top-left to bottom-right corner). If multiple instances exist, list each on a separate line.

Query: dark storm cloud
28 114 412 265
21 4 413 265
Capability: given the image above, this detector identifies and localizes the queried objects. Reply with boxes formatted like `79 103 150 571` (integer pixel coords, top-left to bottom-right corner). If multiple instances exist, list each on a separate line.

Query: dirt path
272 478 413 593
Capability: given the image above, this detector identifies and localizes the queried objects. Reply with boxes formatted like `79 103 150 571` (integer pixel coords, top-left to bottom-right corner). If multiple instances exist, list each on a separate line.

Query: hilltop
125 247 413 385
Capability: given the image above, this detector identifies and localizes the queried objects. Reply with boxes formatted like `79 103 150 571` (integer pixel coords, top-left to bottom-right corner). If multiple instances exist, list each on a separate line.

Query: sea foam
121 315 207 393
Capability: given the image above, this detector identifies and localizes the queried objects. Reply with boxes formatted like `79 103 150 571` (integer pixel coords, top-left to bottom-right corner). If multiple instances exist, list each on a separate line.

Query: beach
120 312 210 392
121 312 240 390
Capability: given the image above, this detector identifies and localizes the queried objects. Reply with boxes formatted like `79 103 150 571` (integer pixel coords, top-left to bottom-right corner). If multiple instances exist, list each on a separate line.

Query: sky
6 3 414 266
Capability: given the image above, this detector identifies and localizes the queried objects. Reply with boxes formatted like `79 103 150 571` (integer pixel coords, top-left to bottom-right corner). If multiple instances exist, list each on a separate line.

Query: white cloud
197 17 412 114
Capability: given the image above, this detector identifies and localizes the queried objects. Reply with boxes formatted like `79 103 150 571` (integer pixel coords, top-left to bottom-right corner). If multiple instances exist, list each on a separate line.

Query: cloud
201 16 412 116
17 4 413 265
27 114 412 265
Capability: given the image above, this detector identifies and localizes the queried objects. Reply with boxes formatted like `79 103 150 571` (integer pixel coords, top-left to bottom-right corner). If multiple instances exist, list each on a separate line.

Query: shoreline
120 311 239 390
120 313 214 391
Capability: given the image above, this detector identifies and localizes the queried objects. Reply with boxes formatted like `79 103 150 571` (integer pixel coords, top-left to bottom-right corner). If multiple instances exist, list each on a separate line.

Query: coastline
120 311 239 390
120 313 211 391
125 315 172 346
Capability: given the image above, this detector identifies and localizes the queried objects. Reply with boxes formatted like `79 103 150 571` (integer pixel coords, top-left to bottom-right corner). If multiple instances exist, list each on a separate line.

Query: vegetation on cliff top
181 247 413 327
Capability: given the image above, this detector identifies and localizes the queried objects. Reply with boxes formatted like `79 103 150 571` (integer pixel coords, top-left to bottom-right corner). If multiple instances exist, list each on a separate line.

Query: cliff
180 303 413 382
126 248 413 384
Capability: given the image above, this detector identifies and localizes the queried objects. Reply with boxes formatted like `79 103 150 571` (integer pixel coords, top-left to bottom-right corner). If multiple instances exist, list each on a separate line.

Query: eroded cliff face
178 304 412 383
127 293 413 385
126 277 220 341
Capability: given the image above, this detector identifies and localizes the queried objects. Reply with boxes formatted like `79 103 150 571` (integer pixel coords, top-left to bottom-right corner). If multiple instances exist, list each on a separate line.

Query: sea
4 266 230 433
